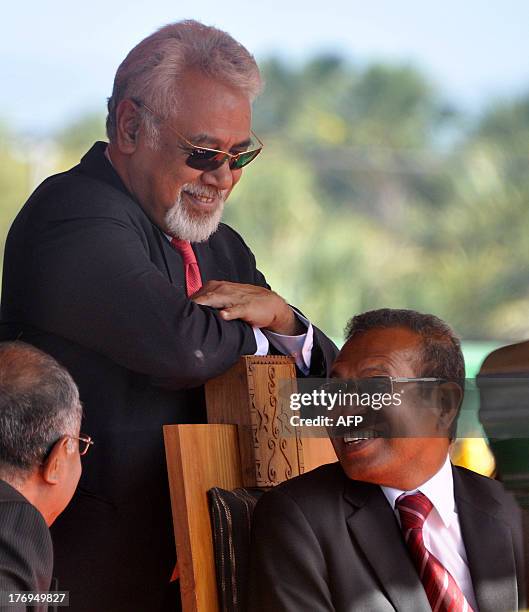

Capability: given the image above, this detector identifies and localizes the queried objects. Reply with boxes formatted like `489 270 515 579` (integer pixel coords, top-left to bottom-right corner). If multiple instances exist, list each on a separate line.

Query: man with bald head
1 20 336 611
250 309 526 612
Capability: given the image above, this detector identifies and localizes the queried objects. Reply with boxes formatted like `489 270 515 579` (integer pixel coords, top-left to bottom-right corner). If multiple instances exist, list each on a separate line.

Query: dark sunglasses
140 102 263 172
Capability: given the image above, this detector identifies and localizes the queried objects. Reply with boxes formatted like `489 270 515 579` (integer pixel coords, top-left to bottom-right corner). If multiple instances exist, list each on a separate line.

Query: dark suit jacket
0 142 337 612
249 462 526 612
0 480 53 611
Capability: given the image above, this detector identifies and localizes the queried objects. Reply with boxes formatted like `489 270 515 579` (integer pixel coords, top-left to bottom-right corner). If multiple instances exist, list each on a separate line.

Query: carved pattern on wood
297 436 305 475
249 361 300 486
248 362 262 483
266 365 293 483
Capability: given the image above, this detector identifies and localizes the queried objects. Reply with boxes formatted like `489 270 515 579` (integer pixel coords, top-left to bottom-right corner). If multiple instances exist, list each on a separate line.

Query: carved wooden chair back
164 356 336 612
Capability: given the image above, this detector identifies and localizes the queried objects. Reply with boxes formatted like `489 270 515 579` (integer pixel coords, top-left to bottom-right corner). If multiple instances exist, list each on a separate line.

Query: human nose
201 159 236 191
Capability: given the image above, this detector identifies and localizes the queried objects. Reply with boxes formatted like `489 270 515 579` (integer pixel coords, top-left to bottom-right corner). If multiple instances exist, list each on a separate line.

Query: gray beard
165 187 226 243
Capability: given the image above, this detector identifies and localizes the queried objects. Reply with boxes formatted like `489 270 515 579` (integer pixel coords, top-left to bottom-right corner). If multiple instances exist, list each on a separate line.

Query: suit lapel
344 482 431 612
158 233 186 289
454 467 518 612
193 241 232 283
158 238 232 291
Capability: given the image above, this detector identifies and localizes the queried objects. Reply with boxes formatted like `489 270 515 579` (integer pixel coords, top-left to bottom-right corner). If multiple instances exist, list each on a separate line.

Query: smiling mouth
343 430 380 446
183 190 216 205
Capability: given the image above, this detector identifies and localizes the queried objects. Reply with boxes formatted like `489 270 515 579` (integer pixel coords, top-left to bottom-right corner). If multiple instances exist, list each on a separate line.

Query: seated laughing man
249 308 526 612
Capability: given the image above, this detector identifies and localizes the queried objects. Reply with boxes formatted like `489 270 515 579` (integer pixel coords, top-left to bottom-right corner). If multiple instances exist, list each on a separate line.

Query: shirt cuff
253 327 270 356
263 312 313 375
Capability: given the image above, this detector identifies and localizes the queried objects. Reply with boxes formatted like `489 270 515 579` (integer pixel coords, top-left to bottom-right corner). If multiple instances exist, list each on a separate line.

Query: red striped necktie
170 238 203 297
396 492 473 612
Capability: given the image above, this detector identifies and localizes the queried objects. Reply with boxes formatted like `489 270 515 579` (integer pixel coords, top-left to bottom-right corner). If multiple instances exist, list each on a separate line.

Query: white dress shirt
381 456 478 610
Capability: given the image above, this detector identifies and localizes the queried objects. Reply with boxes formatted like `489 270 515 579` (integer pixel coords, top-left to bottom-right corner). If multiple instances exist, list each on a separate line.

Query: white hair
106 20 263 147
165 182 227 242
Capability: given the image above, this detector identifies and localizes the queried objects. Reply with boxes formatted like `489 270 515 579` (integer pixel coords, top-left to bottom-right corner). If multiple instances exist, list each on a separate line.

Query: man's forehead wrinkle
330 354 389 377
329 358 353 378
353 355 396 376
332 345 420 379
359 347 419 370
357 363 392 376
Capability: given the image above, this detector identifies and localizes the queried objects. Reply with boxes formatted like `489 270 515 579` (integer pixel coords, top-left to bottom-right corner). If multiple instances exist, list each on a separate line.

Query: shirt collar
104 144 114 167
380 455 455 528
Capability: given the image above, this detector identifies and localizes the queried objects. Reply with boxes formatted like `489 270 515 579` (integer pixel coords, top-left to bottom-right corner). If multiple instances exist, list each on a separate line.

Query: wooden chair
164 356 336 612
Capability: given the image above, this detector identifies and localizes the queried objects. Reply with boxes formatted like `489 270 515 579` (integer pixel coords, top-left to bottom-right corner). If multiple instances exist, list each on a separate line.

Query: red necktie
167 239 202 583
396 492 474 612
171 238 203 297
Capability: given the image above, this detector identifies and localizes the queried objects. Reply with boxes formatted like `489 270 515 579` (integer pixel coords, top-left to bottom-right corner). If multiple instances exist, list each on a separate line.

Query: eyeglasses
41 433 94 465
320 376 444 397
69 433 94 456
139 102 263 171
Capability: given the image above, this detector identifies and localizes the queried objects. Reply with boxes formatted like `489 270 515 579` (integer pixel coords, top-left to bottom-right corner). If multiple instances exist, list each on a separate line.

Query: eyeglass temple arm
136 100 263 151
391 377 444 383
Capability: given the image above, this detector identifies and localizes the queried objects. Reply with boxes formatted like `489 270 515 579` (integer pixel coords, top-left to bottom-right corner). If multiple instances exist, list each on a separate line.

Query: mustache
181 183 226 200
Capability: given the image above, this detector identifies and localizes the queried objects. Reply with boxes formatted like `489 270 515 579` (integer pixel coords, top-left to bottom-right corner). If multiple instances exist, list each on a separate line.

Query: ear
115 99 142 154
437 382 463 432
41 436 72 485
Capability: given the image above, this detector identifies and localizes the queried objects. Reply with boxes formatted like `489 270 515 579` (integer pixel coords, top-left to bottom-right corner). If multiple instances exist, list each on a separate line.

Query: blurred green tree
2 58 529 343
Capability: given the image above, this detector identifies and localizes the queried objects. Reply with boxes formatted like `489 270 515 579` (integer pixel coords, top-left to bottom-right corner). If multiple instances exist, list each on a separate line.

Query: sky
2 0 529 135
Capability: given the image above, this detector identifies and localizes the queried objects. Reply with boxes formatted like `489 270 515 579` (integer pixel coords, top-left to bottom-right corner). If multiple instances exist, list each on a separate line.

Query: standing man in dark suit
250 309 526 611
0 20 337 612
0 342 89 608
